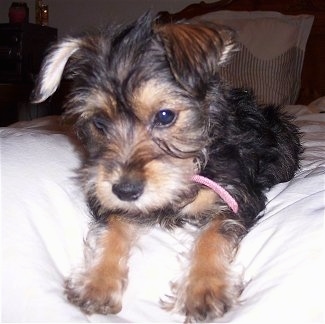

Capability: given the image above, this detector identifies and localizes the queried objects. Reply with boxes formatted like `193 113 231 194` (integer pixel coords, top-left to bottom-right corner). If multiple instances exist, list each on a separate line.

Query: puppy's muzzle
112 178 144 201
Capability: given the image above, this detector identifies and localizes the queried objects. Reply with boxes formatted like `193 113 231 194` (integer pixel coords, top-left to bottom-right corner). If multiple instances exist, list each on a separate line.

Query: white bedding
1 101 324 323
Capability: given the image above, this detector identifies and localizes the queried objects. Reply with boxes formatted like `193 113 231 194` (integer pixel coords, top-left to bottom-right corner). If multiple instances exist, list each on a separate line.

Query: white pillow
193 11 314 105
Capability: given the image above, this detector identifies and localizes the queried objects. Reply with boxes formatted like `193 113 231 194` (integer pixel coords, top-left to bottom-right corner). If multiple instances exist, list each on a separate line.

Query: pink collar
191 175 239 214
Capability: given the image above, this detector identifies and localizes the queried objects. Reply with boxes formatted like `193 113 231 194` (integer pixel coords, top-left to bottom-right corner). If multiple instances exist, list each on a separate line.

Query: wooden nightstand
0 23 58 126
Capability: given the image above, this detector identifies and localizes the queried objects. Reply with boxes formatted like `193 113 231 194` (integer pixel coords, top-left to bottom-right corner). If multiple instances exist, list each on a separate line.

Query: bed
1 0 324 322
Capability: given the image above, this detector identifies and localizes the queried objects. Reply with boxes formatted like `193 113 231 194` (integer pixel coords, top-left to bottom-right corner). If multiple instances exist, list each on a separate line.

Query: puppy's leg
65 216 138 315
165 217 243 322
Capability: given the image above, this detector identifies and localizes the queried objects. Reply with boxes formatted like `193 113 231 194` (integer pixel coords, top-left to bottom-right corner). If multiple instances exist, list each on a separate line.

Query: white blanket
1 102 324 322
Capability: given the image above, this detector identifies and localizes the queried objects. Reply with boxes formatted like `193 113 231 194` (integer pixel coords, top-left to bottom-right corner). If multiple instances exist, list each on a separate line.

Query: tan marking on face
82 90 117 118
140 157 196 206
94 163 132 211
131 79 189 123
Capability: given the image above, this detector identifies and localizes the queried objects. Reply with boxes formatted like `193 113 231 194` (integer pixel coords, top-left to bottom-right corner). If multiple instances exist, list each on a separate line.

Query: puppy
31 13 302 322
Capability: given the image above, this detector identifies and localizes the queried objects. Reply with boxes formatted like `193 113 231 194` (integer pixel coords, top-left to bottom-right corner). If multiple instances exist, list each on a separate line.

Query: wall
1 0 199 38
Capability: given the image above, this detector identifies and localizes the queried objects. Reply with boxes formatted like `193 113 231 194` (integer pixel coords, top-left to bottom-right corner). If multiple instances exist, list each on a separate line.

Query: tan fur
163 218 239 321
80 90 117 119
181 188 222 216
65 217 139 314
156 23 235 69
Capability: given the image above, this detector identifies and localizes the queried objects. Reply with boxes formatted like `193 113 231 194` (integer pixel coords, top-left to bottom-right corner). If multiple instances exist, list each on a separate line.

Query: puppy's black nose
112 179 144 201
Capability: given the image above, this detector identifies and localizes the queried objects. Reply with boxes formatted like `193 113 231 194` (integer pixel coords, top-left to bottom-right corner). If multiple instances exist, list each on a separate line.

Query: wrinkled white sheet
1 102 324 322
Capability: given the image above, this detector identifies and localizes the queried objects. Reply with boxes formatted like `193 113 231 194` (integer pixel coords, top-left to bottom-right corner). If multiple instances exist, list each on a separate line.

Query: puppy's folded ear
154 22 236 95
31 38 81 103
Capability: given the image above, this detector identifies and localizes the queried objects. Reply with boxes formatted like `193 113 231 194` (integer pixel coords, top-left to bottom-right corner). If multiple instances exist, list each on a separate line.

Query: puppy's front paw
182 275 234 322
163 273 239 322
64 271 126 315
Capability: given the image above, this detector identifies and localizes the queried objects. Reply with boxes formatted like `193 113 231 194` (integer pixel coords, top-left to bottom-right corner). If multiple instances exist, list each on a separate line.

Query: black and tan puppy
31 13 302 322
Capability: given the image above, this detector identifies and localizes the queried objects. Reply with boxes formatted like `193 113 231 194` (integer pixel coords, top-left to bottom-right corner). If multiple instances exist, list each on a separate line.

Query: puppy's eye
154 109 176 127
92 116 108 134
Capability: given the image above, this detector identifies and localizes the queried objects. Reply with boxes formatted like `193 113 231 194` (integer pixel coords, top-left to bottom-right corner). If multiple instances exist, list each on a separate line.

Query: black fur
202 87 302 228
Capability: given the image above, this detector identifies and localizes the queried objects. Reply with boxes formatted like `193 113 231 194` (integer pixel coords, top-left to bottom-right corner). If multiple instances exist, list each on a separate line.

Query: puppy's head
31 13 235 224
